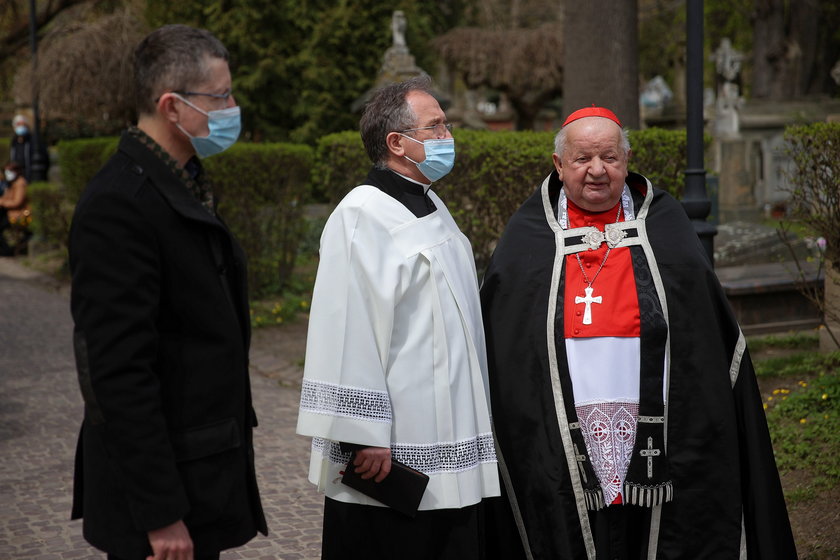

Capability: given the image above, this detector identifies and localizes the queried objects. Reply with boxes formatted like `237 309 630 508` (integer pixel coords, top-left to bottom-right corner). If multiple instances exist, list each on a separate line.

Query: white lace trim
313 432 497 474
576 401 638 504
300 378 392 423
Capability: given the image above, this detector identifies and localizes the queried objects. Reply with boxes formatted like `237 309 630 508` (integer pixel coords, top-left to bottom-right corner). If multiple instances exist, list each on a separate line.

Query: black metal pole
28 0 47 182
683 0 716 264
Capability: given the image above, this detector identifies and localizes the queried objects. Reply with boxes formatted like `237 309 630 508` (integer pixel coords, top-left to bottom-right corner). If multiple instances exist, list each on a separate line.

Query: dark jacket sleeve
70 175 189 532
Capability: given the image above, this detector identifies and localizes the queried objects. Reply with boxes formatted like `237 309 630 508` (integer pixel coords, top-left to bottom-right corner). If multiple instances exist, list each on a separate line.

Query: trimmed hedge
44 139 312 297
312 131 369 205
313 127 699 269
205 142 314 297
57 137 119 203
45 127 699 291
784 122 840 265
27 181 73 252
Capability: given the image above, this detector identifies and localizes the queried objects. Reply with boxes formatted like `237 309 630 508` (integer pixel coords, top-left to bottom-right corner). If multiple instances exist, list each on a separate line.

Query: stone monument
711 38 744 139
352 10 431 112
377 10 426 84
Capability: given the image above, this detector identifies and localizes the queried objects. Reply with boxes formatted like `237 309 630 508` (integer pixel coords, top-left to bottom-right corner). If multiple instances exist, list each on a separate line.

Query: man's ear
158 93 181 124
386 131 406 158
552 152 563 181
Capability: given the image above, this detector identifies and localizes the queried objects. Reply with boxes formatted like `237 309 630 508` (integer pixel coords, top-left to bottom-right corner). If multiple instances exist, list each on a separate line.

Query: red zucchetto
562 105 622 127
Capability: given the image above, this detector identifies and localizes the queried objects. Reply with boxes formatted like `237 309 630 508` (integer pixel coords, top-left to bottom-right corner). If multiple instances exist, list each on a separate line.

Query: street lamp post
683 0 716 264
28 0 47 182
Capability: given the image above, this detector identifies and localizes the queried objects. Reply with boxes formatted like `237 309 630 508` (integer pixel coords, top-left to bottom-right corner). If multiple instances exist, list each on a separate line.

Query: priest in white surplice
296 76 499 559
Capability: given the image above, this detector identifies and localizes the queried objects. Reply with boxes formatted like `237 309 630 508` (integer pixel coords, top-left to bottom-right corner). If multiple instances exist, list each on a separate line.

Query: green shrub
57 137 119 204
206 142 314 298
784 122 840 265
313 127 699 269
438 129 555 268
27 181 73 251
629 128 694 199
311 131 368 205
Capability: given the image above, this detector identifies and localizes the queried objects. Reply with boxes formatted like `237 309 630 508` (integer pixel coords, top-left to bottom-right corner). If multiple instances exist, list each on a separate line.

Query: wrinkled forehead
567 118 622 146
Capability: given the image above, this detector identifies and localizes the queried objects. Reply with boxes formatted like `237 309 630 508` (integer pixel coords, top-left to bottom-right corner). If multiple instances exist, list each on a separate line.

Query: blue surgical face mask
14 125 28 136
402 136 456 182
173 93 241 158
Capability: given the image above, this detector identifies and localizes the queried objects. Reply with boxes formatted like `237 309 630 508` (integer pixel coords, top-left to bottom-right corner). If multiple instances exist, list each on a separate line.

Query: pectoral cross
640 436 661 478
575 286 602 325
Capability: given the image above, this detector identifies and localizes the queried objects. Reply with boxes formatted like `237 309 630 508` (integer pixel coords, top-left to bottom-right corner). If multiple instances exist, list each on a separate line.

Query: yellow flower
763 403 768 410
780 389 790 394
799 418 807 424
768 396 774 401
822 394 829 400
772 389 781 395
799 381 808 387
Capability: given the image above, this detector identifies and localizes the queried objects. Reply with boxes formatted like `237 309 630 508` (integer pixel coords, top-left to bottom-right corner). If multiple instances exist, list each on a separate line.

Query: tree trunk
751 0 821 99
562 0 639 128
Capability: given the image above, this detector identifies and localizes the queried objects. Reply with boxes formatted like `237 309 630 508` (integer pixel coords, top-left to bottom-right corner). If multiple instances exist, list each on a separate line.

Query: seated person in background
0 162 32 256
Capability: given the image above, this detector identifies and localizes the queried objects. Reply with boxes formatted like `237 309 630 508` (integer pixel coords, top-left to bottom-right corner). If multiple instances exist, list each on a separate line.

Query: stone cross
713 38 743 82
392 10 407 48
640 436 661 479
711 38 744 137
575 286 602 325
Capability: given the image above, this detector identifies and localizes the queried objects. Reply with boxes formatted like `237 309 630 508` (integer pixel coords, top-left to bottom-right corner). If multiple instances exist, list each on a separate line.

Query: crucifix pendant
575 286 602 325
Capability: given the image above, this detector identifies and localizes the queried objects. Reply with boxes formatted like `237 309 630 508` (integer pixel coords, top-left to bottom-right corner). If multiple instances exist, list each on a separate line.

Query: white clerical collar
557 184 635 229
391 169 433 193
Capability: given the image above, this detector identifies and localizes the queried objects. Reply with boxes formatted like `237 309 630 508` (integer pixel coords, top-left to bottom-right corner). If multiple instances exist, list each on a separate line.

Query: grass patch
755 352 840 378
249 255 316 328
783 485 817 505
748 331 819 353
765 368 840 489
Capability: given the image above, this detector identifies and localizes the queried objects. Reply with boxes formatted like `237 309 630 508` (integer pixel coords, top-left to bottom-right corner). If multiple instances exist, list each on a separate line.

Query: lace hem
576 401 638 505
300 378 392 423
313 432 497 474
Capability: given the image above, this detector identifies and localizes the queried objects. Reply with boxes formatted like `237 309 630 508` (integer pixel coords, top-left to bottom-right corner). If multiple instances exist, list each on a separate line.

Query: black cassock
480 171 796 559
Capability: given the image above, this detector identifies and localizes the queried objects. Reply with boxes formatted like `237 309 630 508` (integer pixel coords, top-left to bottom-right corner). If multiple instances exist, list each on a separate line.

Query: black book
341 452 430 517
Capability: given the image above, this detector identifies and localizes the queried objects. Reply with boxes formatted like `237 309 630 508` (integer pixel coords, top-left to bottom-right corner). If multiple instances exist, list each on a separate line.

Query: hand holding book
341 450 430 517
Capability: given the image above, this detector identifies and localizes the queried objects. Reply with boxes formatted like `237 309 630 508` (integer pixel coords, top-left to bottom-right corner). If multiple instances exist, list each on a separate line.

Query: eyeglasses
173 90 232 101
400 123 453 136
155 90 233 104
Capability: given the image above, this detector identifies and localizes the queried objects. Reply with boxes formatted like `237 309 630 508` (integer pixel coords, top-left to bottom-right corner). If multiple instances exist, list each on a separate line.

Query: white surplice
296 185 499 511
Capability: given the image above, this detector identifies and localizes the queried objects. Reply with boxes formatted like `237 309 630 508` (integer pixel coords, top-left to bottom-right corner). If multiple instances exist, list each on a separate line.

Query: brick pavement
0 257 323 559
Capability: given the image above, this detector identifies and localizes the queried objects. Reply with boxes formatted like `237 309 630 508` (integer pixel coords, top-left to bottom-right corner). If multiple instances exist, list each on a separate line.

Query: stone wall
710 99 840 222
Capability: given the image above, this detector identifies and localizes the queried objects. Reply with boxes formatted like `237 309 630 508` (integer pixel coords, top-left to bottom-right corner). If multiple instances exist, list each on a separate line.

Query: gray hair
134 24 229 116
360 75 433 168
554 123 631 159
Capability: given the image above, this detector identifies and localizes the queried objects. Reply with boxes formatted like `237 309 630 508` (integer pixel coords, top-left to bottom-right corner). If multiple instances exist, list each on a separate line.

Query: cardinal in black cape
480 106 796 559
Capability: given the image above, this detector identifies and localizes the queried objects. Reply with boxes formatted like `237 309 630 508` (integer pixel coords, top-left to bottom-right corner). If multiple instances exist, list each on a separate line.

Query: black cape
480 171 796 559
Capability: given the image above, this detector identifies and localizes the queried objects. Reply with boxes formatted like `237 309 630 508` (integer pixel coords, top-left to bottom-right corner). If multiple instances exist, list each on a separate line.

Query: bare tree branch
0 0 91 59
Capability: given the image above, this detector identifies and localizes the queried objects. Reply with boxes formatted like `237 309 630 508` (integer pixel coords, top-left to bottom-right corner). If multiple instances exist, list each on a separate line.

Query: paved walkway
0 257 323 559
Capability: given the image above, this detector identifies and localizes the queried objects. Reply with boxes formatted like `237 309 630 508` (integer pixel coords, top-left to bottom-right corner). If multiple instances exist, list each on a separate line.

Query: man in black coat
69 25 266 560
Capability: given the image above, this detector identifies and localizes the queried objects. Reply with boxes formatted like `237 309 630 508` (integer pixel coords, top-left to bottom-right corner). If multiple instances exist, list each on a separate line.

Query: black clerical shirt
364 167 437 218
